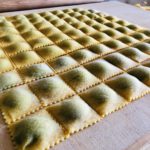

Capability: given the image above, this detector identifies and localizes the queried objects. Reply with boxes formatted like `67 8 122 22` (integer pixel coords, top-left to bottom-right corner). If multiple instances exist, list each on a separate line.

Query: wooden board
0 0 102 12
0 1 150 150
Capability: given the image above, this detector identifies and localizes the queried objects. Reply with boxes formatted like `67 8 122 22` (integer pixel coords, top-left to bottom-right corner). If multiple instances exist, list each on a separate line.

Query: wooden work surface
0 1 150 150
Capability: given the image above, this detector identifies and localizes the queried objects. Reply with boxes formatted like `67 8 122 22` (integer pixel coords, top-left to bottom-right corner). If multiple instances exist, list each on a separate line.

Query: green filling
59 101 81 122
129 67 150 84
13 116 52 147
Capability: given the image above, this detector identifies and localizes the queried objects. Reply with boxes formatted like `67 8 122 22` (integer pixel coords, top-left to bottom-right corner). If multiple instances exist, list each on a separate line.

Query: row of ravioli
0 40 150 93
5 66 150 150
0 56 150 125
7 7 150 41
0 18 149 55
0 7 150 54
6 7 148 36
0 12 150 70
0 8 150 78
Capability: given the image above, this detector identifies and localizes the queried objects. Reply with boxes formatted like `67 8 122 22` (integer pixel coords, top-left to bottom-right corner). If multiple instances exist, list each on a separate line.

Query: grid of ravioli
0 8 150 150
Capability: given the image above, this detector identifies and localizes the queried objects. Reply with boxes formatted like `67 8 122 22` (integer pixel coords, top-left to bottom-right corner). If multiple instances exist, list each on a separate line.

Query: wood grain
0 0 102 12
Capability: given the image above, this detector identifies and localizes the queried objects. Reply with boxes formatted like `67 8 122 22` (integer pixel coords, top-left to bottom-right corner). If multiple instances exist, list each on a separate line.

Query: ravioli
0 85 40 123
47 96 100 133
36 45 65 60
70 49 97 63
106 74 149 101
128 66 150 86
49 55 78 72
11 51 42 68
0 71 22 90
61 67 100 92
10 110 65 150
120 47 150 62
4 42 32 55
85 59 122 80
88 44 113 55
0 7 150 150
58 39 83 52
19 63 54 81
80 84 127 116
104 53 137 70
29 76 75 105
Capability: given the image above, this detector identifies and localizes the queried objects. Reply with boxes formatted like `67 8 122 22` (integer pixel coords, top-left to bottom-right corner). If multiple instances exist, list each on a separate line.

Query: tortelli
0 8 150 150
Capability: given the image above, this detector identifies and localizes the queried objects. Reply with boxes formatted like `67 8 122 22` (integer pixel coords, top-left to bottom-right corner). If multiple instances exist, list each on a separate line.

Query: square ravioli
0 85 40 123
3 42 32 55
0 70 22 91
10 110 65 150
36 45 65 60
0 58 13 72
11 51 42 68
48 55 78 72
88 44 114 55
48 32 70 43
58 39 83 52
116 26 134 34
34 20 53 30
78 26 97 35
104 22 121 28
104 53 137 70
128 66 150 86
80 84 127 116
140 29 150 36
130 32 149 41
92 24 110 31
22 30 44 41
17 24 35 33
50 19 66 27
29 76 75 105
133 42 150 55
94 17 109 24
118 36 138 45
89 32 112 42
29 37 53 49
84 20 98 26
57 24 74 32
47 96 100 133
115 20 130 26
61 67 100 92
75 15 91 22
106 73 150 101
103 40 127 50
120 47 150 63
71 22 87 29
0 26 18 37
70 49 98 63
58 13 72 19
102 29 124 38
0 34 25 46
76 36 99 47
104 15 119 22
84 59 122 81
64 17 78 24
126 24 142 31
40 26 61 36
19 63 54 81
65 29 86 39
